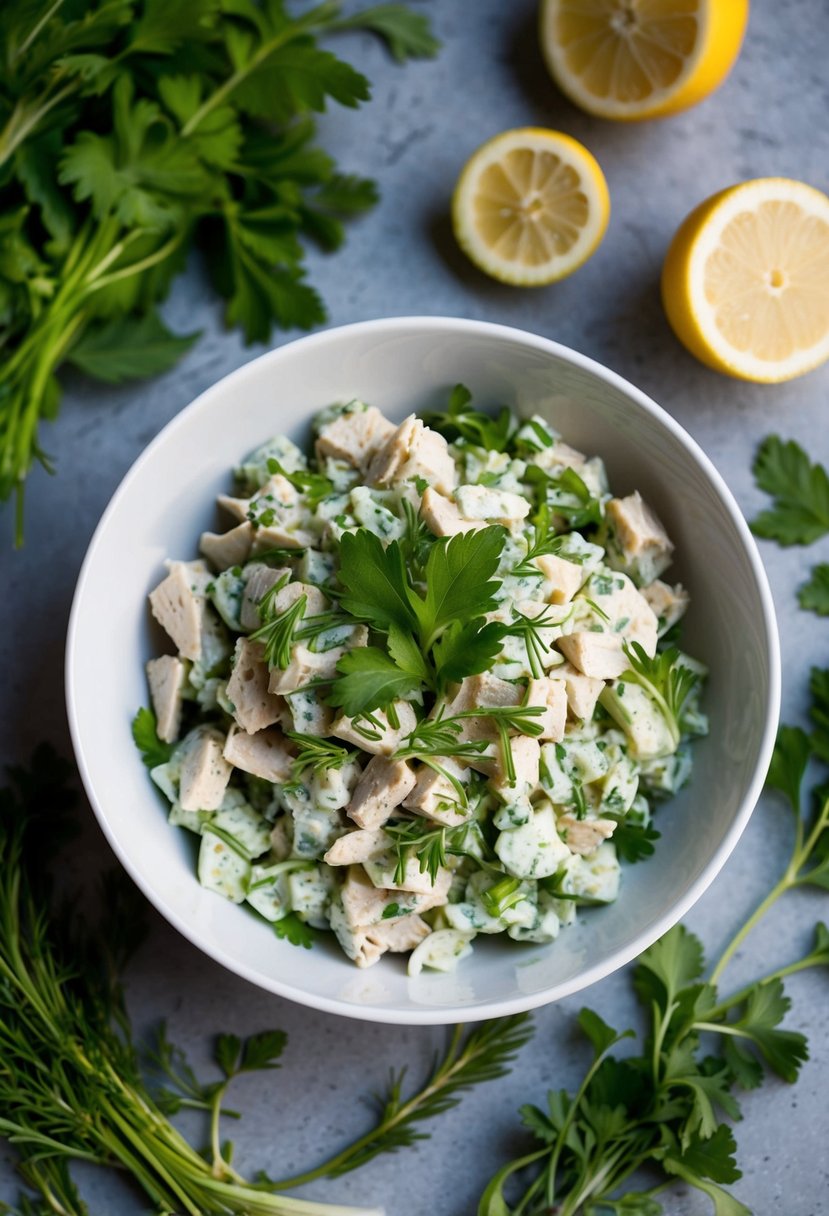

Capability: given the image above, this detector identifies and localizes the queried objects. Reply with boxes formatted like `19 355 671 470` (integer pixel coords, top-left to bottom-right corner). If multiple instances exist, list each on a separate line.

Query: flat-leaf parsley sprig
421 383 516 453
477 670 829 1216
329 524 511 714
750 435 829 617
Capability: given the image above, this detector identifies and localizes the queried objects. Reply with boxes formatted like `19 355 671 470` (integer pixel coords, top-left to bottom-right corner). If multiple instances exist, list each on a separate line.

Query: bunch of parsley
0 744 531 1214
478 670 829 1216
0 0 439 544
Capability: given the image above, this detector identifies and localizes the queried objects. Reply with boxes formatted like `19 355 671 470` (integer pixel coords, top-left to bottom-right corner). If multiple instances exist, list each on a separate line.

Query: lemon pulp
662 179 829 382
452 128 610 286
540 0 749 121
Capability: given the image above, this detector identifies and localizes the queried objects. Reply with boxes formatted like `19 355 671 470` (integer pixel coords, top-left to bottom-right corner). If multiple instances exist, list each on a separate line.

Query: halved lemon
539 0 749 121
451 128 610 286
661 178 829 383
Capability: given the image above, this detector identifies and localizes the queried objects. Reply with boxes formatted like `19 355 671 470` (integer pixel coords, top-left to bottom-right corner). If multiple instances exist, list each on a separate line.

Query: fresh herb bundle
477 670 829 1216
0 0 439 543
0 744 531 1214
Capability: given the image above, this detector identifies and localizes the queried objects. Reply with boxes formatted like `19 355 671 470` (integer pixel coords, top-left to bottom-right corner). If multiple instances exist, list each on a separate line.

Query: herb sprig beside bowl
477 670 829 1216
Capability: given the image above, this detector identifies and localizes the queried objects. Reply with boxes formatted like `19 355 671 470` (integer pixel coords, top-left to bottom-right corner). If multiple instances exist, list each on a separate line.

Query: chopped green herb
272 912 317 950
285 732 354 781
132 707 173 770
422 384 515 452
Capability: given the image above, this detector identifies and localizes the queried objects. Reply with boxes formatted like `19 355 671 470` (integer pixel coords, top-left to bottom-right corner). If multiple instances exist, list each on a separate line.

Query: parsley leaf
666 1124 743 1187
798 562 829 616
67 309 199 383
431 617 507 688
526 464 604 531
609 818 661 863
387 622 432 684
633 923 705 1013
809 666 829 763
725 978 808 1083
337 530 418 632
331 4 442 62
266 457 333 507
766 724 811 812
421 384 515 452
413 525 506 647
328 647 421 717
334 524 507 706
132 707 173 769
272 913 316 950
238 1030 288 1075
750 435 829 546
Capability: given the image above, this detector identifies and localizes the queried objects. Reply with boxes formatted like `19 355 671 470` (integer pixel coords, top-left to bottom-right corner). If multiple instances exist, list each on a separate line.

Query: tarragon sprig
248 575 300 668
503 603 564 679
510 503 574 578
394 704 545 786
284 732 355 782
383 818 476 885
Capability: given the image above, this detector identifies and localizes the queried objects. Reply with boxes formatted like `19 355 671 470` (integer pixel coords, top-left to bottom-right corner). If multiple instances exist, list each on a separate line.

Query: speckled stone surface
2 2 829 1212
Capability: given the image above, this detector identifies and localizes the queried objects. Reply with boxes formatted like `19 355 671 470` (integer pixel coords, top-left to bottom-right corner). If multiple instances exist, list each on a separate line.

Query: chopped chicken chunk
178 727 232 811
525 676 567 741
331 701 417 755
200 522 253 570
223 724 294 782
606 491 674 585
347 756 417 829
558 815 616 856
148 560 211 661
366 414 457 495
146 655 186 743
557 631 629 681
420 487 482 536
315 403 395 470
226 638 285 733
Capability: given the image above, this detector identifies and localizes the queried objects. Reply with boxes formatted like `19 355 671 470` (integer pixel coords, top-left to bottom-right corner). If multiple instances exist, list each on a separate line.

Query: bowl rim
65 315 781 1024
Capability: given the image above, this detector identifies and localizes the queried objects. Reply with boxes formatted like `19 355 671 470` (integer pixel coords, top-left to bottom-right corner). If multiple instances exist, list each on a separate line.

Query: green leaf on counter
68 310 199 382
798 563 829 616
332 4 442 62
751 435 829 546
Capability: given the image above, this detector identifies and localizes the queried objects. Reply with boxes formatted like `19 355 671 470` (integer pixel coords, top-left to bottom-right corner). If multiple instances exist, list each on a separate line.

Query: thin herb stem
274 1025 471 1190
180 4 340 139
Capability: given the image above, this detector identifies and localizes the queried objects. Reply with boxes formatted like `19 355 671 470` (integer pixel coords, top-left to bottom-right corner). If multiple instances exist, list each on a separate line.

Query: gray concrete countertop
2 2 828 1212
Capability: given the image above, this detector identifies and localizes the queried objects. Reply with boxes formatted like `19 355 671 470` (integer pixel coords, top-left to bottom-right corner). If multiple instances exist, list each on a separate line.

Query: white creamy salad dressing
140 397 707 973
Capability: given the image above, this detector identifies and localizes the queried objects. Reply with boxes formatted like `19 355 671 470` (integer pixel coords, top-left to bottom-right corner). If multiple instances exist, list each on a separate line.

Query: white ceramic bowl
66 317 780 1025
